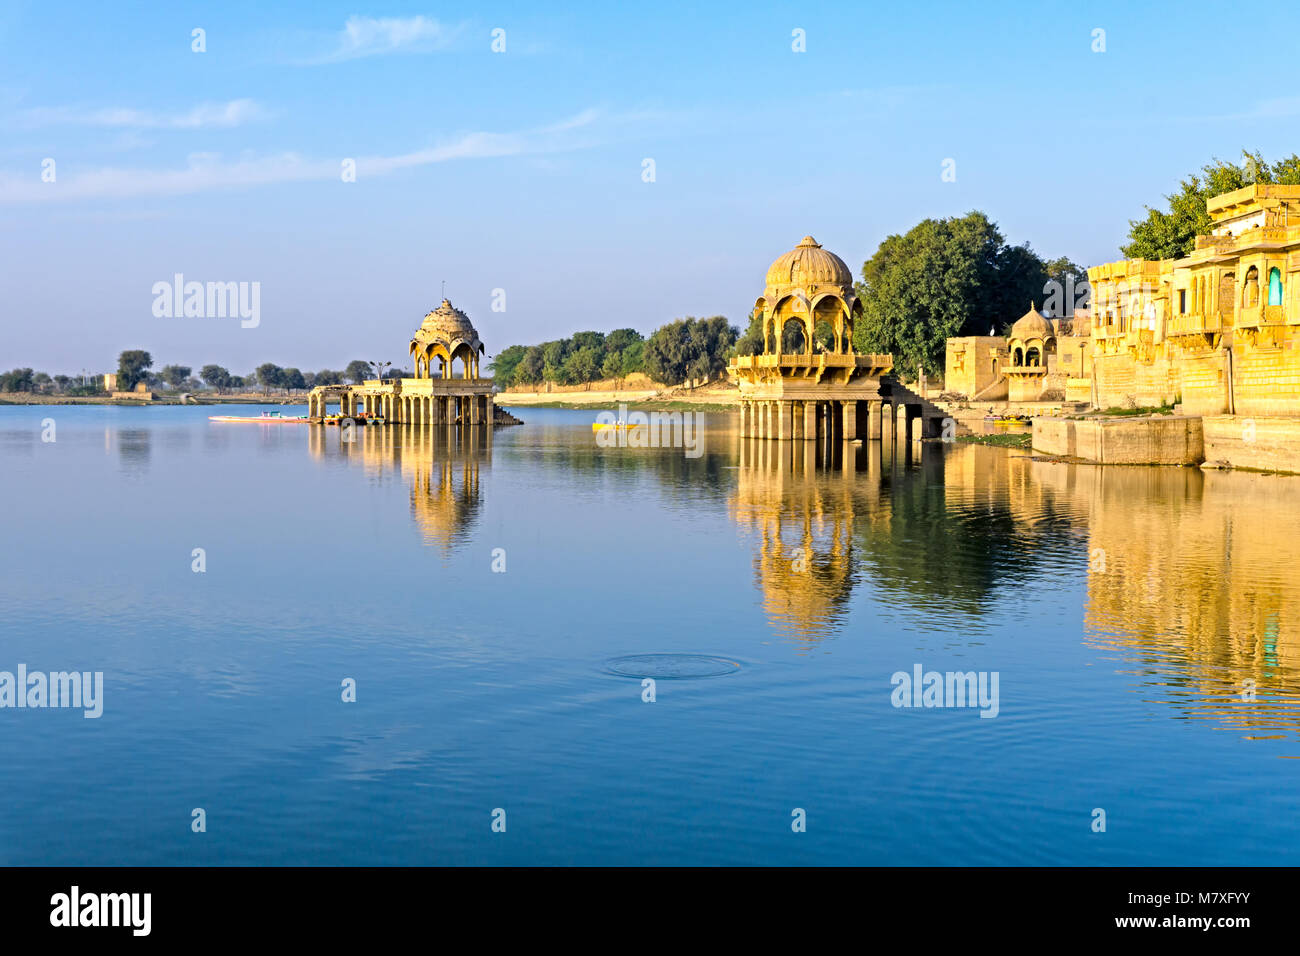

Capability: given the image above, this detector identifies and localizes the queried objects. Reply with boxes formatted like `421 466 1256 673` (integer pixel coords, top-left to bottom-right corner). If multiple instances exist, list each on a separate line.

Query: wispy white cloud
1171 96 1300 124
0 109 605 202
19 98 268 130
300 15 465 64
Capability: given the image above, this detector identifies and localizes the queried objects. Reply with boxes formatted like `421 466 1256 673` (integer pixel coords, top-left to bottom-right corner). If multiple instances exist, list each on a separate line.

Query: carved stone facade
1089 184 1300 415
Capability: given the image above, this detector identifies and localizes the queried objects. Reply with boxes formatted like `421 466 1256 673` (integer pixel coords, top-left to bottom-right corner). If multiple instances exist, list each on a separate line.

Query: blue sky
3 0 1298 373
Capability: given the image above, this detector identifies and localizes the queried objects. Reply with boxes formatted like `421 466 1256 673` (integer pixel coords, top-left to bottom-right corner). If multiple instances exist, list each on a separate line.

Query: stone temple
306 298 518 427
729 236 943 442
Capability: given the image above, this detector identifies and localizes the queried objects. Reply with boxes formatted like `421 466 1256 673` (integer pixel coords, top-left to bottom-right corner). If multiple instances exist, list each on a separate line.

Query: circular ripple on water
602 654 741 680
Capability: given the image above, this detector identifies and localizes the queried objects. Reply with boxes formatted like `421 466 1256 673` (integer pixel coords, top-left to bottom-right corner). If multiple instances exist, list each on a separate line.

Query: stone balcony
1166 312 1223 336
730 352 893 372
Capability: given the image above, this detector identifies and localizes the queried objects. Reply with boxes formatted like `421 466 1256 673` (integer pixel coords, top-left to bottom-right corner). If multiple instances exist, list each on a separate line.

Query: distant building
306 296 512 426
111 381 154 401
945 304 1091 403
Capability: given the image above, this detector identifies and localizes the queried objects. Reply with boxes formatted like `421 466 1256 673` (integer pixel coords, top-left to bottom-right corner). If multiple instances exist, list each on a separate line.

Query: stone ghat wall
1203 416 1300 472
1234 346 1300 417
1032 416 1204 465
1178 350 1228 416
1092 352 1178 409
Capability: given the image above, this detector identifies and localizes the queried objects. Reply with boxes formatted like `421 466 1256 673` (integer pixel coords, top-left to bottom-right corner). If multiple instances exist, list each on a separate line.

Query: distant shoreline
1 390 740 413
0 393 306 407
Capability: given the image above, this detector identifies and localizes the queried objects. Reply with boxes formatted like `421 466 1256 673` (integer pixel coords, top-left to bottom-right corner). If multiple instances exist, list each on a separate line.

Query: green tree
853 212 1047 378
570 331 605 352
687 315 738 381
601 349 624 380
1040 256 1089 317
515 347 544 384
735 308 764 356
1122 151 1300 260
542 339 570 383
488 345 527 386
281 368 306 392
604 328 642 353
116 350 153 391
644 319 693 385
256 363 284 394
200 365 231 393
344 360 371 385
0 368 34 391
160 365 191 389
620 340 645 376
564 345 602 383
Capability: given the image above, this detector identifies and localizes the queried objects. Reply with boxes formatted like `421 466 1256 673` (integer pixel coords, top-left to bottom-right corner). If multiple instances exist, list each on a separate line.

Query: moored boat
209 410 308 424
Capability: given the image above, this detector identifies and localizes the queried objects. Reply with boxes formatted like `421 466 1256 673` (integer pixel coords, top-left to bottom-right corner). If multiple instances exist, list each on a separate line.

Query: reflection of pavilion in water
308 422 489 551
729 432 924 643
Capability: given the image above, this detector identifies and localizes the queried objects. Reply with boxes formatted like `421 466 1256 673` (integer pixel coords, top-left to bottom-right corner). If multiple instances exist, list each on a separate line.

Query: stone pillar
842 401 858 441
868 400 882 439
470 394 481 425
802 401 816 441
777 401 793 440
739 402 748 438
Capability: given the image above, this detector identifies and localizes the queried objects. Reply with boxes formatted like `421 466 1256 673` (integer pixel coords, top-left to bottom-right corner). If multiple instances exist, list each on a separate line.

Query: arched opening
779 317 808 354
1025 347 1041 367
1269 267 1283 307
812 318 835 354
1013 347 1024 367
1244 266 1260 308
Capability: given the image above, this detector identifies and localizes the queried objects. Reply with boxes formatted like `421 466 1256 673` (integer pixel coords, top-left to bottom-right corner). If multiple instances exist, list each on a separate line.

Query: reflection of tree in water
853 443 1084 615
508 419 737 499
115 428 151 477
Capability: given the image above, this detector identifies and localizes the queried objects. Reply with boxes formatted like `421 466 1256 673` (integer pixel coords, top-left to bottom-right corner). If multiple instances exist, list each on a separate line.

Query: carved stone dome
764 236 854 296
1010 303 1053 340
412 299 483 352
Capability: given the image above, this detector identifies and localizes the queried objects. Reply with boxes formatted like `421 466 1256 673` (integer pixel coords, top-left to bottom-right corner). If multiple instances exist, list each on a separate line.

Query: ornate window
1269 267 1283 307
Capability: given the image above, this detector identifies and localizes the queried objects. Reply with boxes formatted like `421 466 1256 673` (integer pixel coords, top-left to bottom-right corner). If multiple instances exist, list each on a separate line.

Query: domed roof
765 236 854 296
411 298 483 353
1010 303 1053 340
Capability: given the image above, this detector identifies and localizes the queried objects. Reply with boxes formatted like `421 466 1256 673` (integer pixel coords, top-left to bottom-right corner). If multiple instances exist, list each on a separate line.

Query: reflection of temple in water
308 422 489 551
731 440 857 643
730 432 928 644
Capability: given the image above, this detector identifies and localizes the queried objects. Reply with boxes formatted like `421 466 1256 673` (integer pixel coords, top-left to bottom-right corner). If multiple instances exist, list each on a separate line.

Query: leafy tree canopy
116 350 153 390
853 212 1052 377
1122 151 1300 261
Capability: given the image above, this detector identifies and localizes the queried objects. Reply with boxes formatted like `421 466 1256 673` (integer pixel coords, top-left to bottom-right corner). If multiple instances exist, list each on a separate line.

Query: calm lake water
2 404 1298 865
